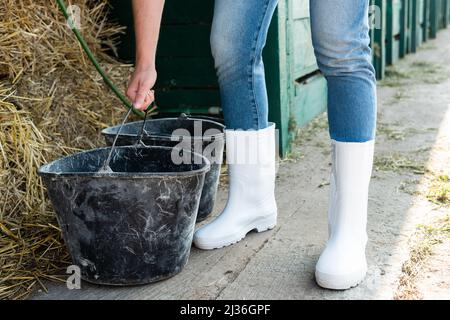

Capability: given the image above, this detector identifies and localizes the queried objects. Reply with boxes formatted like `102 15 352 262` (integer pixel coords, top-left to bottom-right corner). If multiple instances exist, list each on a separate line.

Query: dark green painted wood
372 0 387 79
407 0 414 54
408 0 415 53
156 57 217 87
448 0 450 23
423 0 430 42
440 0 445 27
442 0 449 27
154 1 221 122
429 0 440 38
155 89 221 111
400 0 411 57
157 25 212 57
386 0 402 65
264 5 291 156
106 0 135 63
447 0 450 24
292 75 328 128
418 0 425 44
411 0 423 51
160 0 214 24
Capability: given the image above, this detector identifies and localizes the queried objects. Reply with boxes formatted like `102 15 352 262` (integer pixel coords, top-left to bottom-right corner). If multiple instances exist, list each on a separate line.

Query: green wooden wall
386 0 403 64
411 0 425 51
371 0 387 79
257 0 328 155
155 1 218 115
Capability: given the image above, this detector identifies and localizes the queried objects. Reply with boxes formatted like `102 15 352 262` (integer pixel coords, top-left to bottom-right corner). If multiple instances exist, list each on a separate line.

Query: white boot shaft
316 139 375 290
193 124 277 250
224 125 277 216
328 140 374 246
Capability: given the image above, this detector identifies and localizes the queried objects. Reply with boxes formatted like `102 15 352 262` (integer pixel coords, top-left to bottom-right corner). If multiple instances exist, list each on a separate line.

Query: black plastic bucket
39 146 210 285
101 116 225 222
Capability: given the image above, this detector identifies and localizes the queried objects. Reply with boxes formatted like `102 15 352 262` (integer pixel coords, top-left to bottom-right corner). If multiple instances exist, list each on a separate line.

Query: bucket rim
100 117 225 142
38 146 211 178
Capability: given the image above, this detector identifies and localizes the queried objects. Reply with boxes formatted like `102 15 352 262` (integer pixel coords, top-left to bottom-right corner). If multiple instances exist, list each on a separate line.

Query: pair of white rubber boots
193 123 374 290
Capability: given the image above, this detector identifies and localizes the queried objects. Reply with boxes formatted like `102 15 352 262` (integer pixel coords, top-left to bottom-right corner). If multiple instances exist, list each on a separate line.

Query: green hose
55 0 155 118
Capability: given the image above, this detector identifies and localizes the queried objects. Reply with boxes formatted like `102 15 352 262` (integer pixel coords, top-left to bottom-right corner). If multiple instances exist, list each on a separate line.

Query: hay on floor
0 0 138 299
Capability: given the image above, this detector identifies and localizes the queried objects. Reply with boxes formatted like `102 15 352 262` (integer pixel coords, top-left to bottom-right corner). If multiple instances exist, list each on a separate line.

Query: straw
0 0 153 299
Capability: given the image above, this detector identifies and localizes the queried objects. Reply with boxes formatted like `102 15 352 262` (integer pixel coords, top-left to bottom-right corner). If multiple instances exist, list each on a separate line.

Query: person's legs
310 0 377 142
310 0 377 289
194 0 279 250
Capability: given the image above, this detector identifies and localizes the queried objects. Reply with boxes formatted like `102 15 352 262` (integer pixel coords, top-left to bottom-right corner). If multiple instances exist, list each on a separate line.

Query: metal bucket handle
101 103 153 171
135 108 150 147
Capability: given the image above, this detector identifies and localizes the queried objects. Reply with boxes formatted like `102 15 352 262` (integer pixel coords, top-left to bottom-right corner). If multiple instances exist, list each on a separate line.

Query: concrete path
31 28 450 300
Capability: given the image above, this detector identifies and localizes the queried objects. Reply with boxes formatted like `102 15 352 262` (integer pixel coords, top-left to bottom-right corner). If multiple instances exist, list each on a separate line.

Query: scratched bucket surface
101 117 225 222
38 146 210 285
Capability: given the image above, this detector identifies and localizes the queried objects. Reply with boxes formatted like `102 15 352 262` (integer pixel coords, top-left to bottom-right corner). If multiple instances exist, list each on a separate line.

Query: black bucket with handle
39 146 210 285
101 114 225 222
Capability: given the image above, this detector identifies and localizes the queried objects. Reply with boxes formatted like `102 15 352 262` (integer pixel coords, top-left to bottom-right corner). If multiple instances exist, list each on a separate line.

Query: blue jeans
211 0 377 142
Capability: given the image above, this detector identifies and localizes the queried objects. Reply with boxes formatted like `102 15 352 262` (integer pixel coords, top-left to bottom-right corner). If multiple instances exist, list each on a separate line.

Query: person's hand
126 66 157 111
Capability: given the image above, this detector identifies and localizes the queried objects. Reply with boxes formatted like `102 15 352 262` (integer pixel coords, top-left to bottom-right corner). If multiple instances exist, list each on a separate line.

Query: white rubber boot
315 139 375 290
193 123 277 250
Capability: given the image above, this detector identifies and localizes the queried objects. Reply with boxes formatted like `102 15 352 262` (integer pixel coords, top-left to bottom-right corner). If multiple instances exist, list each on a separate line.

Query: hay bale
0 0 136 299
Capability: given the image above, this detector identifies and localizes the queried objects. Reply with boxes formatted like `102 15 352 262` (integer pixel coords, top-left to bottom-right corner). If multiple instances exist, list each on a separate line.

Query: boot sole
193 214 277 250
315 268 367 290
